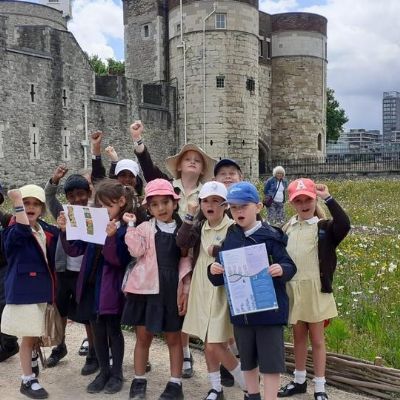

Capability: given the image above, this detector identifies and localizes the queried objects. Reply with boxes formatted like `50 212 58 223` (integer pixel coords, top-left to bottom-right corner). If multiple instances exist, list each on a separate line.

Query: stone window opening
215 13 226 29
246 78 255 94
62 88 68 107
30 84 36 103
317 133 322 151
266 38 271 59
30 125 40 160
210 140 213 146
176 24 181 34
143 25 150 38
259 39 264 58
62 129 71 161
216 76 225 89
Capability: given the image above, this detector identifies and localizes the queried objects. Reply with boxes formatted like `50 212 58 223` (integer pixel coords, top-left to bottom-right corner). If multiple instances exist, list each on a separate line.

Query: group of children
0 120 350 400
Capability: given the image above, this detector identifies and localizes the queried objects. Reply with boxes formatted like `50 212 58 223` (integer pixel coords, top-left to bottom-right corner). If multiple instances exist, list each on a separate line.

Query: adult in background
264 166 288 226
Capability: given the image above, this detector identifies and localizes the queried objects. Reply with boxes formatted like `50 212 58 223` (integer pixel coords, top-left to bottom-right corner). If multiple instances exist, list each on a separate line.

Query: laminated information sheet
62 205 109 244
221 243 278 316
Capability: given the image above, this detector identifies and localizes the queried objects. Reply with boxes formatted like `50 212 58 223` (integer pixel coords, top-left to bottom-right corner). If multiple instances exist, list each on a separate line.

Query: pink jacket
124 218 192 297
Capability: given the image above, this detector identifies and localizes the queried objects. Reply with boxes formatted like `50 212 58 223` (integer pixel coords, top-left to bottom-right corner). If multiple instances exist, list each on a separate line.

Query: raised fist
105 146 118 162
52 164 68 185
130 120 143 141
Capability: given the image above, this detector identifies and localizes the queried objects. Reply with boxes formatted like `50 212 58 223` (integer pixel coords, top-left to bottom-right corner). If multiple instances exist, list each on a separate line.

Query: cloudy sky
28 0 400 131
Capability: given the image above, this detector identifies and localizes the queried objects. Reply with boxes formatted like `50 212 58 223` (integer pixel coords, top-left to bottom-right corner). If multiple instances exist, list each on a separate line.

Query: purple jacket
60 224 131 315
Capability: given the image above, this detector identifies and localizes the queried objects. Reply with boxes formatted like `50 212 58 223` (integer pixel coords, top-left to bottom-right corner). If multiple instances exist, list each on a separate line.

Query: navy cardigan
3 221 58 305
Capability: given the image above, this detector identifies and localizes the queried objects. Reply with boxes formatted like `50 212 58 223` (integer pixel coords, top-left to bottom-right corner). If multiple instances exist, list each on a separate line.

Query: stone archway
258 139 270 176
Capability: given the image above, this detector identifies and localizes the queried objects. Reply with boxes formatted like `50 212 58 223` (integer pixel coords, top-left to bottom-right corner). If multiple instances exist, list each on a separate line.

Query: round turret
271 12 327 159
0 1 67 30
168 0 260 179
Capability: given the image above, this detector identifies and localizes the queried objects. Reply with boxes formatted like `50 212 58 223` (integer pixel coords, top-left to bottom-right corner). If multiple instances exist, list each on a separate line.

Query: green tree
87 54 125 76
107 58 125 76
326 87 349 142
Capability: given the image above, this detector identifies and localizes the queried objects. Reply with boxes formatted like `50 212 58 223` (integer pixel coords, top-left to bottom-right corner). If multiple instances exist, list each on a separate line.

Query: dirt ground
0 322 370 400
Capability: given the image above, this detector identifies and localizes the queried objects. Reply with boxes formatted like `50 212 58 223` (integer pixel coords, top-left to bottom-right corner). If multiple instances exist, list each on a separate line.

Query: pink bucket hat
288 178 317 202
142 179 181 205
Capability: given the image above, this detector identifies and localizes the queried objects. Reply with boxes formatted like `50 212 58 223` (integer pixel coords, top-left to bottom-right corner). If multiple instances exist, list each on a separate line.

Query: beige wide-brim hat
165 144 217 183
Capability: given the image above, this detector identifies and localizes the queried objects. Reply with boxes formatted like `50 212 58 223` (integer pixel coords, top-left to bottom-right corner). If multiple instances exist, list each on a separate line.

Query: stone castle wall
0 0 327 185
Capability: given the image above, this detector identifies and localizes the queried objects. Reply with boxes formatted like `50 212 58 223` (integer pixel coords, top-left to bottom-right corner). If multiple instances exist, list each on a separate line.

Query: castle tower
39 0 72 21
270 13 327 160
168 0 260 180
122 0 169 82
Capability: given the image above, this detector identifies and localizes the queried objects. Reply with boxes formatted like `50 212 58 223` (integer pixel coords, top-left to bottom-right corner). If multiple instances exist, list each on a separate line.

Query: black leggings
91 314 124 377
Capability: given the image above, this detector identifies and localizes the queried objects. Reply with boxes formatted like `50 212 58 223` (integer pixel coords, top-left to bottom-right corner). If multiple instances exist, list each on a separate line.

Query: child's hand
8 189 23 206
269 263 283 277
210 262 224 275
177 293 188 316
51 164 68 185
105 146 118 162
90 130 103 156
207 245 215 257
316 184 330 200
187 201 199 216
106 219 118 237
123 212 136 225
57 211 67 232
130 120 143 141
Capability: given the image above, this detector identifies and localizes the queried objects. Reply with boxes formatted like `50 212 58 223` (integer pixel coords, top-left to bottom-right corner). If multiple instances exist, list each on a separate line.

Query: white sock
230 363 246 390
182 346 190 359
169 377 182 385
22 374 42 390
208 371 222 392
134 375 146 380
182 346 191 370
229 342 239 357
313 376 326 393
294 369 307 384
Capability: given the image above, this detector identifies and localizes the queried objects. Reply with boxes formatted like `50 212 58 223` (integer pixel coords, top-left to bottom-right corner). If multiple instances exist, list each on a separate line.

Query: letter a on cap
296 180 306 190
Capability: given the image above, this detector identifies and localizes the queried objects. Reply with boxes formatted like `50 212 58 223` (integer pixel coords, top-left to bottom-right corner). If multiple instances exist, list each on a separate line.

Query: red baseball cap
288 178 317 202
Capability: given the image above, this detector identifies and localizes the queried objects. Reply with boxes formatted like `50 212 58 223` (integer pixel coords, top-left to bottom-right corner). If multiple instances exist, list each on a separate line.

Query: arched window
317 133 322 151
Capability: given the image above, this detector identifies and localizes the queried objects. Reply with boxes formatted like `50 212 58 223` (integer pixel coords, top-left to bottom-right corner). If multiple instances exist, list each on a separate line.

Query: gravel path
0 322 370 399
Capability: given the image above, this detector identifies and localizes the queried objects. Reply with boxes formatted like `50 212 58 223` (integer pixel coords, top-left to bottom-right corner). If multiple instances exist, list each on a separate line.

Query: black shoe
81 354 99 376
104 375 123 394
204 388 224 400
220 364 234 387
86 371 111 394
46 343 67 368
158 382 184 400
78 338 89 356
278 381 307 397
129 378 147 399
182 353 193 379
20 379 48 399
32 350 40 377
146 360 152 373
314 392 328 400
0 342 19 362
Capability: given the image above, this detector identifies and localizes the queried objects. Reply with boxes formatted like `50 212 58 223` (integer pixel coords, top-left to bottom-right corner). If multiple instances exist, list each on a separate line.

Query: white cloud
260 0 400 131
68 0 123 61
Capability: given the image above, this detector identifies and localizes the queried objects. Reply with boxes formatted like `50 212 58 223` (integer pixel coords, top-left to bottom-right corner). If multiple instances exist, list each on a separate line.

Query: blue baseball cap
225 182 260 204
214 159 241 176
